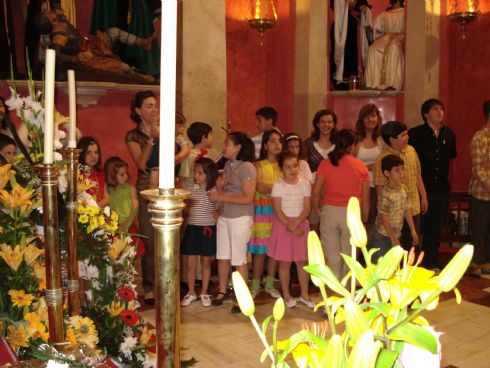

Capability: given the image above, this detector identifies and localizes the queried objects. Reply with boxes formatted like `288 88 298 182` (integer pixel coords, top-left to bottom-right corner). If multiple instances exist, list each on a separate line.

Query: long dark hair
78 136 102 171
129 91 156 124
328 129 357 166
258 128 282 160
311 109 338 142
355 103 381 141
195 157 218 191
0 96 9 130
228 132 255 162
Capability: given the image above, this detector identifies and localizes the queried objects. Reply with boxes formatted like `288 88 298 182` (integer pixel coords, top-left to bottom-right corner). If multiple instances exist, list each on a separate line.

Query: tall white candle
159 0 177 189
44 49 56 164
67 70 77 148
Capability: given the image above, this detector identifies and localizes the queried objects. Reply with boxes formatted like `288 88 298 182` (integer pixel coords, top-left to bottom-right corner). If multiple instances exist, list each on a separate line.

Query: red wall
440 1 490 191
225 0 295 136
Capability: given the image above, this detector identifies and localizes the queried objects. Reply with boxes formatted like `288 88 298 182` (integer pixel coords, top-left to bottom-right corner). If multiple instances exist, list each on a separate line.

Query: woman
312 129 370 279
125 90 159 304
354 103 383 231
303 109 338 232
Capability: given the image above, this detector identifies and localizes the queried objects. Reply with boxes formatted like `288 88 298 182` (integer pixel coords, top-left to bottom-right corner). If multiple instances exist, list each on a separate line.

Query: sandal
211 291 227 306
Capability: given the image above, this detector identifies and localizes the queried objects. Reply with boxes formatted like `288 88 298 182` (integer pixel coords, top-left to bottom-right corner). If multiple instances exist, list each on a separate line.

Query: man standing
468 100 490 277
409 99 457 270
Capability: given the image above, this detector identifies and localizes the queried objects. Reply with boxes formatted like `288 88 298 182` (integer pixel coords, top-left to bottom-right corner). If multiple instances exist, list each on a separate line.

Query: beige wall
181 0 227 159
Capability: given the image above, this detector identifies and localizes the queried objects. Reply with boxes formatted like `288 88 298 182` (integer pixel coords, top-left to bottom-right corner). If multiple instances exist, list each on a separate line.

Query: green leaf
277 330 329 362
361 302 390 317
325 334 343 368
344 300 369 343
304 264 350 297
375 348 398 368
341 253 368 287
387 323 438 354
262 315 273 335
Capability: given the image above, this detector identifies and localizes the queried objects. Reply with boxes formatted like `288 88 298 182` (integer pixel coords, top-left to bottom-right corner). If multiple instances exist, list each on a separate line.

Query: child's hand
411 231 419 246
293 227 304 236
286 222 297 233
207 191 221 203
216 174 225 191
212 210 220 220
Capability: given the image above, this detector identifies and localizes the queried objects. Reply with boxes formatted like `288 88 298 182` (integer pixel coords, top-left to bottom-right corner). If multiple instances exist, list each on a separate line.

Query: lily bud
307 231 326 287
232 271 255 317
273 297 285 321
346 197 367 248
438 244 473 292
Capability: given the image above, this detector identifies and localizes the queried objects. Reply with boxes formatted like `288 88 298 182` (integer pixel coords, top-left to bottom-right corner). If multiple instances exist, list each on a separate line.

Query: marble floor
140 273 490 368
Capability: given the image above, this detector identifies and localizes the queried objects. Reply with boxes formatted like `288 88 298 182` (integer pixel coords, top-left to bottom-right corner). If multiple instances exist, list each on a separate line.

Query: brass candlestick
140 188 190 368
37 164 64 344
63 148 81 316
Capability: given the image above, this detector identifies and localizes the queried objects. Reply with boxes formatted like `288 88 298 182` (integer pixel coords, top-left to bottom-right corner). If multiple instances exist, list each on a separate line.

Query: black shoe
230 305 241 314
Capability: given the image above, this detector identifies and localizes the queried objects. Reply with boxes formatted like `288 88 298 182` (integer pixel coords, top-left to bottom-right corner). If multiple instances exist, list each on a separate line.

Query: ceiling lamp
448 0 481 39
246 0 278 46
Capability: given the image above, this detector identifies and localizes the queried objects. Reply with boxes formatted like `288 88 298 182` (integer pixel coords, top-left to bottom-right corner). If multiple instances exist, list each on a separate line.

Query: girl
312 129 370 279
104 157 139 233
283 133 312 183
78 136 110 208
268 151 315 308
247 129 283 299
0 134 16 165
180 157 219 308
208 132 256 311
354 103 383 231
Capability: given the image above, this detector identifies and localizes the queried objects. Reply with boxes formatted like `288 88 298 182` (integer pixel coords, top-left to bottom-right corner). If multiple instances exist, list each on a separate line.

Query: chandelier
246 0 278 46
448 0 481 39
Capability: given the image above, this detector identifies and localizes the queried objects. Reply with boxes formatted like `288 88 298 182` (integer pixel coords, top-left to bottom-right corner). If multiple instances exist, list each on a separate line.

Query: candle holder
62 148 81 316
140 188 190 368
36 164 65 344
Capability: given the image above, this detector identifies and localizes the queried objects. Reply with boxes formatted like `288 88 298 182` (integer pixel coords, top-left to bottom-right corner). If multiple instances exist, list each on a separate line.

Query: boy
178 122 214 189
251 106 278 159
373 154 418 261
373 121 427 248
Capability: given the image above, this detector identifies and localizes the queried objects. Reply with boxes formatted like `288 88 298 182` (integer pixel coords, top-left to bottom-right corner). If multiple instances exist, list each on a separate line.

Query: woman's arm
130 185 139 211
312 174 324 215
361 181 371 223
126 140 154 172
208 178 256 205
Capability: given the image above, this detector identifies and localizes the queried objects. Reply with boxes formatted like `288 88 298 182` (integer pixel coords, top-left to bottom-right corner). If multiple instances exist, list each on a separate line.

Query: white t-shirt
271 178 311 217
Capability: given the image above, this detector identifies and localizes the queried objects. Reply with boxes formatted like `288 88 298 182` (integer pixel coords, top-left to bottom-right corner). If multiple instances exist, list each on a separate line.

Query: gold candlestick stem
63 148 81 316
140 188 190 368
38 164 64 344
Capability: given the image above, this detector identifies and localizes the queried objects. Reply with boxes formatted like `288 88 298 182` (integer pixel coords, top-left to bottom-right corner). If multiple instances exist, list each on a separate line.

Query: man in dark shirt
408 98 457 270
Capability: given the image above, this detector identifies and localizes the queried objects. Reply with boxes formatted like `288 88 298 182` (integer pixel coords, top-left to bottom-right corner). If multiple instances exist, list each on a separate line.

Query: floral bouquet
233 197 473 368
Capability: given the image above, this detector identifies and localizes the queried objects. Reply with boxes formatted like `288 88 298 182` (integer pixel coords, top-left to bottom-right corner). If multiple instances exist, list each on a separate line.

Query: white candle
44 49 56 164
67 70 77 148
159 0 177 189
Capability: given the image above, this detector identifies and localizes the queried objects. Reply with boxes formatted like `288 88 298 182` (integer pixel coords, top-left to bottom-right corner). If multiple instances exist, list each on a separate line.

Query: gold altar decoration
448 0 480 39
140 188 190 368
246 0 278 45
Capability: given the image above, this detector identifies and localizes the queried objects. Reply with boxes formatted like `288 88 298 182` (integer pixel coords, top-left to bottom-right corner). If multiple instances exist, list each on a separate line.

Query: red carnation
118 286 136 302
120 310 140 326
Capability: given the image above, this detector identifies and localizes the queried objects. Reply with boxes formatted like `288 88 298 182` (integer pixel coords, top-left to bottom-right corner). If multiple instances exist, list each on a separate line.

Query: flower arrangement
233 197 473 368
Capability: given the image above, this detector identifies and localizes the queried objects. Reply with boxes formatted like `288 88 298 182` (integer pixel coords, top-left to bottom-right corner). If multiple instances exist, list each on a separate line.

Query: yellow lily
0 244 25 271
0 184 35 210
107 300 124 317
307 231 326 287
108 236 127 261
0 164 12 190
23 244 44 266
7 325 30 350
346 197 367 248
24 312 49 342
77 175 95 194
33 261 46 290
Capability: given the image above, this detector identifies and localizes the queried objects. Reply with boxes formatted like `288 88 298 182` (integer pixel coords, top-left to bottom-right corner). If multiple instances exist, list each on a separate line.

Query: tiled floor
140 273 490 367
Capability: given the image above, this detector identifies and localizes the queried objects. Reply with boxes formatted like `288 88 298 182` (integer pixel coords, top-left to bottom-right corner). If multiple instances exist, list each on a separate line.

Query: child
178 122 214 190
283 133 312 183
0 134 16 165
180 157 219 307
104 157 139 233
373 155 418 261
251 106 278 159
208 132 256 312
78 136 110 207
268 151 315 308
373 121 427 248
248 129 283 299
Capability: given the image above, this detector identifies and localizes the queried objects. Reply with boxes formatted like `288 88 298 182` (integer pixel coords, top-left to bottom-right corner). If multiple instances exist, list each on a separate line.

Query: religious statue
364 0 405 90
36 9 157 83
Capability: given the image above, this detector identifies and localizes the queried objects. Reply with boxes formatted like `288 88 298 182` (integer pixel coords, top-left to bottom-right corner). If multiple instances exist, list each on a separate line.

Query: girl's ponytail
328 129 356 166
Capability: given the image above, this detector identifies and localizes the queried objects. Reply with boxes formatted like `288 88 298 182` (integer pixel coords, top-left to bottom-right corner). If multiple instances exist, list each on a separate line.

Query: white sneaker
298 297 316 309
285 299 297 308
200 294 211 307
181 293 197 307
265 287 281 299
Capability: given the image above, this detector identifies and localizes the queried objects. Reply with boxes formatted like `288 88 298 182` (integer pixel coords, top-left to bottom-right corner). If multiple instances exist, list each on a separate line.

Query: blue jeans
372 230 393 263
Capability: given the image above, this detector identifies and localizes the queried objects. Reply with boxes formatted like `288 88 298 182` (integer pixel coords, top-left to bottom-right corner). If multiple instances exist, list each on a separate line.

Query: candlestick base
140 188 190 368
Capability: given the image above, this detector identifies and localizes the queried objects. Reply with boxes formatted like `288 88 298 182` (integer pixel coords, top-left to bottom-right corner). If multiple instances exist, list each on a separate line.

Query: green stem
273 319 278 362
350 243 356 296
319 284 337 335
250 314 275 363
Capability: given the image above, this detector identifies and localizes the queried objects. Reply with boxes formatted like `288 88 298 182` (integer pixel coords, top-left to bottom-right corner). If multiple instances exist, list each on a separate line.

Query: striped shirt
187 184 217 226
469 126 490 201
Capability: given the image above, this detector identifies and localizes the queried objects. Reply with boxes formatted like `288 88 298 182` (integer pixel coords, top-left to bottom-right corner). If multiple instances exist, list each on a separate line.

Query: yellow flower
9 289 35 308
23 244 44 266
79 213 89 224
33 261 46 291
0 164 12 190
0 184 35 209
139 326 156 346
77 175 95 195
7 325 30 351
67 316 99 349
108 236 126 261
0 244 25 272
24 312 49 342
66 328 78 347
107 300 124 317
35 297 49 323
54 110 69 125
